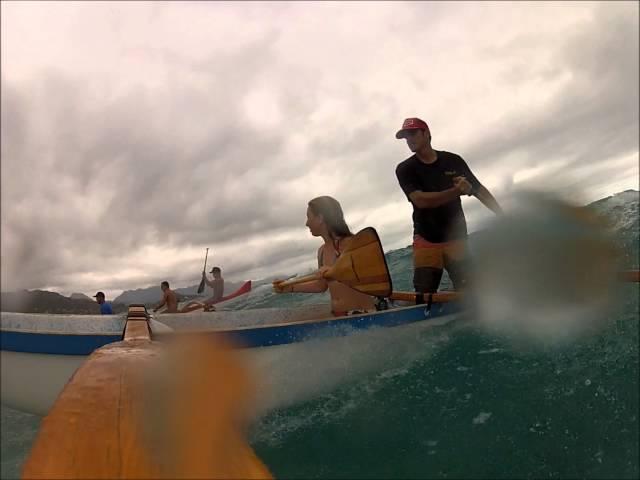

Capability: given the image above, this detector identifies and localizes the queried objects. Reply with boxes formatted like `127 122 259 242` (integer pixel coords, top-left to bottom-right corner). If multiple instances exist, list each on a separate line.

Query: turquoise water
1 196 638 479
252 283 638 479
1 406 40 478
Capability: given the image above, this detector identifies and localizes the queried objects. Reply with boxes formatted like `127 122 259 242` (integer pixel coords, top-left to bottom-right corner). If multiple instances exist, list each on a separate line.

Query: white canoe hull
1 303 463 416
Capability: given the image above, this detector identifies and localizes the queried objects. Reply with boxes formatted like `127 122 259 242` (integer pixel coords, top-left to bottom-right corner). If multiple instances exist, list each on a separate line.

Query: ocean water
252 283 638 479
1 193 638 479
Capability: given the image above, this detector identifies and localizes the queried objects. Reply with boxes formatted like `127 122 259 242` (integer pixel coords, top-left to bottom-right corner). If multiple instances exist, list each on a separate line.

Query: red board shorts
413 235 469 293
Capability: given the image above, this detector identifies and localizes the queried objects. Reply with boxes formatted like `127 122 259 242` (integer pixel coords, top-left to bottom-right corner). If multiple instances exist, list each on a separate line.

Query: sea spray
470 191 621 345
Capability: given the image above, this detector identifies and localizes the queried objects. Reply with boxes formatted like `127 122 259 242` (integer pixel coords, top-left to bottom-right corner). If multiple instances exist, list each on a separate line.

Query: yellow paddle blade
327 227 392 297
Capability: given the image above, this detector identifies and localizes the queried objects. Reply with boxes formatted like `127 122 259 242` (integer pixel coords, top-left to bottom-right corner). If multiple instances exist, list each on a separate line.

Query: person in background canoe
177 267 225 313
153 281 178 313
202 266 224 306
273 196 375 316
394 117 502 293
93 291 113 315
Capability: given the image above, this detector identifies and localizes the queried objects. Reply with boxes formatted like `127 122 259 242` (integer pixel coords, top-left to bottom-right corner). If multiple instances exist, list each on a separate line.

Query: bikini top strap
318 238 343 268
333 237 342 257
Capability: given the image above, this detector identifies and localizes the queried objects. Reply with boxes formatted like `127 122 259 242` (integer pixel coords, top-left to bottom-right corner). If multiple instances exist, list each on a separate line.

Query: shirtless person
153 281 178 313
273 196 375 316
202 267 224 305
179 267 225 313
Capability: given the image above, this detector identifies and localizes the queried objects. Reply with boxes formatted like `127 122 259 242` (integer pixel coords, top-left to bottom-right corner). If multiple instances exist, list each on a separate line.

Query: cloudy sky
1 1 638 297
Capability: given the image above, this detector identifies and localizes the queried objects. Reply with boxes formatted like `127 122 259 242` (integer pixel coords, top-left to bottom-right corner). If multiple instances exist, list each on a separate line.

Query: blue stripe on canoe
209 301 462 349
0 331 123 355
0 302 463 355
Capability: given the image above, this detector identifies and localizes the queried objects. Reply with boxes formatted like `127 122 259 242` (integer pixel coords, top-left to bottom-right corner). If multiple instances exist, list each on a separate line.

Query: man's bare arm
154 292 168 311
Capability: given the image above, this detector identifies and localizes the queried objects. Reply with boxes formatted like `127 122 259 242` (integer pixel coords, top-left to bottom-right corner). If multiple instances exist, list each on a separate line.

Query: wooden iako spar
389 291 460 303
618 270 640 282
22 305 271 480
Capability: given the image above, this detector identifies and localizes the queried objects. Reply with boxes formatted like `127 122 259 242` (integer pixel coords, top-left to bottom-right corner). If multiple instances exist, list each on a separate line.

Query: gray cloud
1 2 637 296
463 5 638 179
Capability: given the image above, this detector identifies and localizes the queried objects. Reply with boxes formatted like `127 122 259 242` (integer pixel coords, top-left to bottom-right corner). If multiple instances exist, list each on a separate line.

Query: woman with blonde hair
273 196 375 316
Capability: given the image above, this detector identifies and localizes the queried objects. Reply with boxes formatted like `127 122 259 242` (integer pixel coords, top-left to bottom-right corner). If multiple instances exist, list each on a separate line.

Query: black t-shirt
395 150 481 243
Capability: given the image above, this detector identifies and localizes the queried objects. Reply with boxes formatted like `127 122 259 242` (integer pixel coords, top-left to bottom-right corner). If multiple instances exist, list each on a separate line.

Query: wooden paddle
389 291 460 303
274 227 392 298
197 247 209 294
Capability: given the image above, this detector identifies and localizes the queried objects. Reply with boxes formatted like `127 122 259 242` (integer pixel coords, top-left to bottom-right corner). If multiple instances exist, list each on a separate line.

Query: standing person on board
93 291 113 315
202 266 225 306
153 281 179 313
394 117 502 293
273 196 375 316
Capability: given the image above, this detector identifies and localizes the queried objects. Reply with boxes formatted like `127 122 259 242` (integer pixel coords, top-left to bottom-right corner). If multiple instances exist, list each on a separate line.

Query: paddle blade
327 227 392 297
197 248 209 294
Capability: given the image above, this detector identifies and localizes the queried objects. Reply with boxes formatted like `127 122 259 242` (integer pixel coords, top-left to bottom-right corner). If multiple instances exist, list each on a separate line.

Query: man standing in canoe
153 281 178 313
394 117 502 293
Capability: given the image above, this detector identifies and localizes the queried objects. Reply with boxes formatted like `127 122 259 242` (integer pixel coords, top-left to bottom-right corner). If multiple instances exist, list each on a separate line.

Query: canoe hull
1 302 462 416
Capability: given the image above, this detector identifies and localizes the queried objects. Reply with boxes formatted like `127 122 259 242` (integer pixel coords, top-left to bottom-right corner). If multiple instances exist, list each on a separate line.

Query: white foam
472 412 492 424
471 191 621 346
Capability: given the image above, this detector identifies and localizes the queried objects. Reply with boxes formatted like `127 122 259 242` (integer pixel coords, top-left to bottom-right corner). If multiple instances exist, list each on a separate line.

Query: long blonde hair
308 196 353 238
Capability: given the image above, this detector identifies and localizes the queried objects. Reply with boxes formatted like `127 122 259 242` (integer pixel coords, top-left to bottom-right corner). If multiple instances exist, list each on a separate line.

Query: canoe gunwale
1 301 463 354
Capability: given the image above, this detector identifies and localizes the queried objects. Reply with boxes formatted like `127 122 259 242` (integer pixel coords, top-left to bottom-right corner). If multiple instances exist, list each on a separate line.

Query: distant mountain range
1 190 637 314
70 292 93 301
0 289 127 315
0 281 248 314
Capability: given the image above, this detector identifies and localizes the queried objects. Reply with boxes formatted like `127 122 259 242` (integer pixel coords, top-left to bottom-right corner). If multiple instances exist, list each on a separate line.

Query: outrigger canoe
173 280 253 313
0 296 463 416
2 228 465 416
214 279 252 304
175 280 251 314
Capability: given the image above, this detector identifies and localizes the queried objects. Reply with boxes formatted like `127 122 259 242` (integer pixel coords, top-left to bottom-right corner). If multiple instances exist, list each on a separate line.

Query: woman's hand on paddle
317 266 331 278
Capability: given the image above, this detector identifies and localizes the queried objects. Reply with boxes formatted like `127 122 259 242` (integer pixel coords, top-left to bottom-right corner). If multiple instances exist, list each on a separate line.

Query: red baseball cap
395 117 429 139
